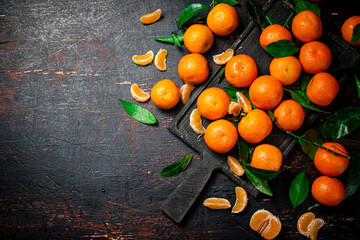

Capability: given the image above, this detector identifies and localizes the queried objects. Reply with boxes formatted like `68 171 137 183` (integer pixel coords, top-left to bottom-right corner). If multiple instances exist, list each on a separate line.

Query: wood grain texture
0 0 360 239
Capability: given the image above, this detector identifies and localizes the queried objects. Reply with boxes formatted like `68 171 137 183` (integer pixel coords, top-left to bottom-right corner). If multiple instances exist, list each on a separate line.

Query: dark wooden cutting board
161 0 360 223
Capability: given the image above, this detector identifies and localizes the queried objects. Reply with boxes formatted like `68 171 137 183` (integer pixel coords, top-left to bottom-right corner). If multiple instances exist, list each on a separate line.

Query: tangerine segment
261 216 282 240
227 156 244 176
180 83 195 104
250 209 272 232
213 48 235 65
203 197 231 209
236 91 252 113
132 50 154 66
250 209 281 240
154 48 168 71
297 212 316 236
189 108 206 135
130 83 151 102
140 9 162 24
307 218 325 240
228 101 242 117
232 186 248 213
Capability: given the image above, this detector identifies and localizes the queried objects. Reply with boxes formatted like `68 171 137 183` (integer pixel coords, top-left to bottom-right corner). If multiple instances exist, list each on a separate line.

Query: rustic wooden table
1 0 359 239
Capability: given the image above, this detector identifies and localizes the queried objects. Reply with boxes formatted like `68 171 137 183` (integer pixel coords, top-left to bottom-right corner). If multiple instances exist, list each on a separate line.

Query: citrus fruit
250 209 282 240
341 16 360 45
311 175 345 206
204 119 238 154
183 24 214 54
178 53 209 85
197 87 230 120
259 24 292 48
269 56 302 86
232 186 248 213
207 3 239 36
306 72 339 106
132 50 154 66
154 48 168 71
228 101 242 117
180 83 195 104
203 197 231 209
251 144 283 171
297 212 325 240
292 10 323 43
213 48 234 65
274 99 305 131
314 142 349 176
225 54 258 88
151 79 180 110
236 91 252 113
238 109 273 144
249 75 283 110
140 9 162 24
227 156 244 176
299 41 332 74
308 218 325 240
130 83 151 102
189 108 206 135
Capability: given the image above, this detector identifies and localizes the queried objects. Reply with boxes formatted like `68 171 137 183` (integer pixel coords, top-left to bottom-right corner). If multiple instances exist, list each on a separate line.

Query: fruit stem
275 122 351 160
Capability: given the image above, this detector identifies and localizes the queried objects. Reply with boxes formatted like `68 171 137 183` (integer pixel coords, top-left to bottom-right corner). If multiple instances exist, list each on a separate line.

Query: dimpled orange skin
292 10 323 43
259 24 292 48
151 79 180 110
178 53 209 85
274 99 305 131
251 144 283 171
225 54 258 88
197 87 230 120
269 56 302 86
341 16 360 45
249 75 283 110
306 72 339 106
183 24 214 54
311 176 345 206
299 41 332 74
204 119 238 154
314 142 349 176
206 3 239 36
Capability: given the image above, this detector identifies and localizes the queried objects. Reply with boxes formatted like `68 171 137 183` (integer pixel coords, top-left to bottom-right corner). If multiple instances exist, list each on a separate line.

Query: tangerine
274 99 305 131
297 212 325 240
207 3 239 36
250 209 282 240
183 24 214 54
251 144 283 172
269 56 302 86
197 87 230 120
306 72 339 106
151 79 180 109
259 24 292 48
204 119 238 154
236 91 252 113
178 53 209 85
228 101 242 117
292 10 323 43
249 75 283 110
225 54 258 88
299 41 332 74
314 142 349 176
341 16 360 45
311 175 345 206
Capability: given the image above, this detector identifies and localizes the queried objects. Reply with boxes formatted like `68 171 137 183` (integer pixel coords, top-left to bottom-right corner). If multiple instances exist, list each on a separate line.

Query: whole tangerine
249 75 283 110
314 142 349 176
341 16 360 45
197 87 230 120
269 56 302 86
299 41 332 74
225 54 258 88
238 109 273 144
259 24 292 48
178 53 209 85
306 72 339 106
184 24 214 54
311 176 345 206
251 144 283 171
151 79 180 109
204 119 238 154
207 3 239 36
292 10 323 43
274 99 305 131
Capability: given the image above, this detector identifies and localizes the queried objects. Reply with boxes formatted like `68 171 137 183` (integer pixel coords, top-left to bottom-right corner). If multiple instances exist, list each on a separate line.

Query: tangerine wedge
231 186 248 213
203 197 231 209
180 83 195 104
297 212 316 236
227 156 244 176
132 50 154 66
189 108 205 135
228 101 241 117
236 91 252 113
213 48 234 65
250 209 282 240
154 48 168 71
308 218 325 240
130 83 150 102
140 9 162 24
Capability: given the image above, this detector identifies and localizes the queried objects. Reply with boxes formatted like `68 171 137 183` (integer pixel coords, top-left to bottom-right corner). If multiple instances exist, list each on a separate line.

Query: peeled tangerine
297 212 325 240
140 9 162 24
227 156 244 176
213 48 234 65
154 48 168 71
203 198 231 209
130 83 150 102
232 186 247 213
132 50 154 66
250 209 282 239
189 108 205 135
180 83 195 104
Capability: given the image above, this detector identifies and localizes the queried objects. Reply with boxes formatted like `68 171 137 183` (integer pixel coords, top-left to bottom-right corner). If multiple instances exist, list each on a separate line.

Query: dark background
1 0 359 239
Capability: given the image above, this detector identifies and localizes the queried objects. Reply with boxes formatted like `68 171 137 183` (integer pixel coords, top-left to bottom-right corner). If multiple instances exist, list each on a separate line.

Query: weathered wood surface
0 0 359 239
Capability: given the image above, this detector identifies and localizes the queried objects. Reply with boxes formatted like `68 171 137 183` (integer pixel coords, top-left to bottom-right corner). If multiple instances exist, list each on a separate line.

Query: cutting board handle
161 153 221 223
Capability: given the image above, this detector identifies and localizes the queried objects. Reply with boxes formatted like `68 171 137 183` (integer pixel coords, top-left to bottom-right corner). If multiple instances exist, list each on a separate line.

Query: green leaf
245 0 267 30
245 164 291 180
289 170 309 209
283 13 293 29
300 74 312 91
213 0 239 6
351 23 360 44
264 40 299 58
223 86 242 100
329 63 360 72
322 106 360 140
294 0 321 17
299 129 324 160
218 67 225 84
244 167 273 196
172 32 184 48
154 34 184 43
177 3 209 29
355 71 360 100
308 202 321 211
284 88 330 113
238 137 249 163
160 153 193 177
268 110 274 122
344 148 360 199
119 99 156 124
265 15 279 26
185 15 206 27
